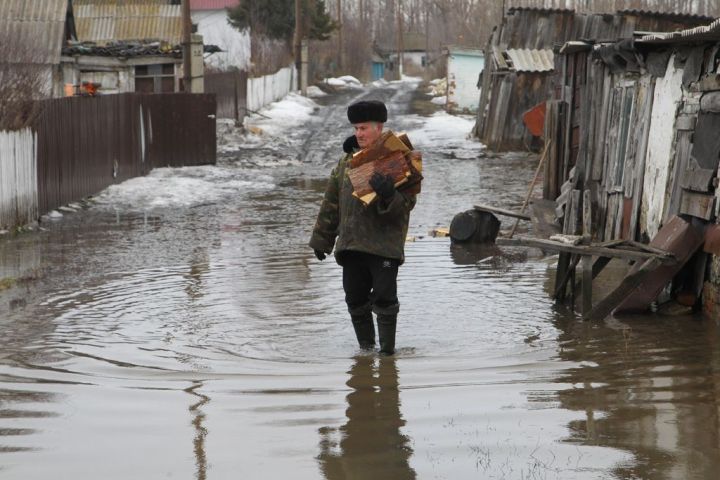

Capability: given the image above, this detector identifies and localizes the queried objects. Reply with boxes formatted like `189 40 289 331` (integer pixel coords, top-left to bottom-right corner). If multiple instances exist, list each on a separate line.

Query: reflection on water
318 356 416 480
1 80 720 479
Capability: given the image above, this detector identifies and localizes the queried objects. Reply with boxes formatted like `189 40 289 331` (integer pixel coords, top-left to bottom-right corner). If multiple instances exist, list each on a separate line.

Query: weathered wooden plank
585 257 663 320
681 167 716 192
496 236 676 263
676 114 697 130
474 204 531 221
628 77 655 241
679 190 715 220
615 215 706 313
696 74 720 92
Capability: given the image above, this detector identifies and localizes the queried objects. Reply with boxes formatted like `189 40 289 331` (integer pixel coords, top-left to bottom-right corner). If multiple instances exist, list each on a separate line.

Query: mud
1 80 719 479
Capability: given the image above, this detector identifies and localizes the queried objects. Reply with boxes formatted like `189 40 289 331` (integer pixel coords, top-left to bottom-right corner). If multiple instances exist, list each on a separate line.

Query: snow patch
306 86 327 98
94 166 274 210
406 111 485 158
324 76 363 89
431 96 447 105
244 92 318 137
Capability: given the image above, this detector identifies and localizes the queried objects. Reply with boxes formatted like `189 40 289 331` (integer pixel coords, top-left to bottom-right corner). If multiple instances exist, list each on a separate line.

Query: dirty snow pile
323 75 363 89
244 92 319 137
95 165 274 210
306 85 327 98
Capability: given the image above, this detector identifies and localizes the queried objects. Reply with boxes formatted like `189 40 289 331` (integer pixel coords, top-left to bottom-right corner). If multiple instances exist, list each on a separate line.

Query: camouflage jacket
309 153 416 265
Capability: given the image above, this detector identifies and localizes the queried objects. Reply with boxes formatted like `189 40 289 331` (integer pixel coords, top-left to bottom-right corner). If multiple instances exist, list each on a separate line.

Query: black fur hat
347 100 387 124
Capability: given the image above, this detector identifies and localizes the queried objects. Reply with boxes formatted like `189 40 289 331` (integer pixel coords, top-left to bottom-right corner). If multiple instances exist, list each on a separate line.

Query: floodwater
1 80 720 480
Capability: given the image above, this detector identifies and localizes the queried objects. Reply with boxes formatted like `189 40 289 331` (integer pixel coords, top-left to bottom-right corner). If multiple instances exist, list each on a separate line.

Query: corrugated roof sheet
505 49 555 72
190 0 239 10
639 17 720 43
74 2 183 45
0 0 68 65
507 0 720 17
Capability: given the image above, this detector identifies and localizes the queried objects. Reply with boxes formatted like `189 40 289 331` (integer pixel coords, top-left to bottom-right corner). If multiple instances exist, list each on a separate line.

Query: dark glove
343 135 360 154
369 172 395 201
314 249 326 261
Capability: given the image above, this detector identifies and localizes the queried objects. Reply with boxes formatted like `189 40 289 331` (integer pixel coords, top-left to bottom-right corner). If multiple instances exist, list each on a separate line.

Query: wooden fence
0 93 216 229
206 64 297 123
0 129 37 230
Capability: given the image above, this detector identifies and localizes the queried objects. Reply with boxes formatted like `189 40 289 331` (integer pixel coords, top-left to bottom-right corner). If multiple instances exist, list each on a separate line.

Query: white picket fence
246 64 297 113
0 128 38 230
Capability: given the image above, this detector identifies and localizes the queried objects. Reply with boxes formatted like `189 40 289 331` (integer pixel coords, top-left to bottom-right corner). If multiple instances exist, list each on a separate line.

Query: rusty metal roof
505 49 555 72
639 17 720 43
73 1 183 45
0 0 68 65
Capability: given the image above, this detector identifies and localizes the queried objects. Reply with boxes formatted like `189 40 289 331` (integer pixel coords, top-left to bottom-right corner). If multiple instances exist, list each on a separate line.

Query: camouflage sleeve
375 190 416 217
309 164 341 253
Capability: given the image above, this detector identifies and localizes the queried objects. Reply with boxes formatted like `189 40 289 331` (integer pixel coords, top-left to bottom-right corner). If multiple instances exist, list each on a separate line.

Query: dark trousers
342 251 400 316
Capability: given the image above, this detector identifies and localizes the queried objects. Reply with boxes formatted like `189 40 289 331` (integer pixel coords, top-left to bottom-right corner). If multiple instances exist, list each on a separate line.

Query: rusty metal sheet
615 215 705 313
640 17 720 43
522 102 546 137
0 0 67 65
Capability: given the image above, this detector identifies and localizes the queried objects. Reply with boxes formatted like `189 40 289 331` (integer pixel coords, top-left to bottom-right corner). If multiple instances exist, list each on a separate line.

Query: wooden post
182 0 192 92
582 189 592 316
337 0 343 71
396 0 404 79
509 140 552 238
294 0 302 80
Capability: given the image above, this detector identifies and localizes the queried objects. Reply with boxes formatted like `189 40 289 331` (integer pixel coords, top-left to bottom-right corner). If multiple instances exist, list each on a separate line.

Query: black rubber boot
351 314 376 350
376 314 397 355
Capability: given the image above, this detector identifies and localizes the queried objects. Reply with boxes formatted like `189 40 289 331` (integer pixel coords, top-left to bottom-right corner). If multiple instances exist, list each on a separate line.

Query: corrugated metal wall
0 129 38 230
205 70 248 122
33 93 216 216
73 2 183 45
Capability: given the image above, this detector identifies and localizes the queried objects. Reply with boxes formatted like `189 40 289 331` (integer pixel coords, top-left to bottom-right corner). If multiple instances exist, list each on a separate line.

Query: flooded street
2 79 720 479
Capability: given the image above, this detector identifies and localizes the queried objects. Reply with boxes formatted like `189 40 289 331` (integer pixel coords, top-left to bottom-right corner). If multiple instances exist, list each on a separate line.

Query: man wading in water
309 100 416 355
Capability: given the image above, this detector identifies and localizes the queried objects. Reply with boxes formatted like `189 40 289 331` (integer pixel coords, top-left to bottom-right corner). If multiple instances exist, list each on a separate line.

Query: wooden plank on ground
473 204 531 221
585 257 662 320
496 236 676 263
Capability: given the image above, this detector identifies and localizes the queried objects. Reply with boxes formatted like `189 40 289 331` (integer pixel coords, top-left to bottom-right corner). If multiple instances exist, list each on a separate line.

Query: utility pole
182 0 192 92
294 0 303 85
396 0 404 80
337 0 343 72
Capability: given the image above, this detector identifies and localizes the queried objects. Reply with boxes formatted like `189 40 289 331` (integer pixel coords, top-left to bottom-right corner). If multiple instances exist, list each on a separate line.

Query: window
135 64 176 93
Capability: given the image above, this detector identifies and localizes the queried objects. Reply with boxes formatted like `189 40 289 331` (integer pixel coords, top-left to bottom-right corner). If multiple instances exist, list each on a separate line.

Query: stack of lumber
347 131 423 205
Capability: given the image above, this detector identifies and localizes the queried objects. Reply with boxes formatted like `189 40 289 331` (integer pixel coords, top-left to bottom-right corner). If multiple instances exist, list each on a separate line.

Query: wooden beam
496 236 676 264
474 204 531 221
585 257 663 320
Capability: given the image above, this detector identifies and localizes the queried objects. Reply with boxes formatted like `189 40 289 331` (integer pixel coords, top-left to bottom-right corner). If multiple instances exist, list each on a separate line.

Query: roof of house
190 0 239 10
507 0 719 18
638 17 720 43
0 0 68 65
73 0 183 45
503 48 555 72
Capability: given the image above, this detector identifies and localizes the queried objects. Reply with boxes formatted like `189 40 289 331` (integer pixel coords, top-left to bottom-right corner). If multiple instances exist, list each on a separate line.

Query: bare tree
0 33 50 131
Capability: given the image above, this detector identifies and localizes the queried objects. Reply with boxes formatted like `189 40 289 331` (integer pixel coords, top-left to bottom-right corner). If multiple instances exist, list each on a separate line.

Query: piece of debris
450 210 500 244
430 228 450 237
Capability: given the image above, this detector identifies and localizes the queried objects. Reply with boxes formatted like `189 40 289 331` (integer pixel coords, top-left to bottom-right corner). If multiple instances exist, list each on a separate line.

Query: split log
347 151 411 204
350 131 410 169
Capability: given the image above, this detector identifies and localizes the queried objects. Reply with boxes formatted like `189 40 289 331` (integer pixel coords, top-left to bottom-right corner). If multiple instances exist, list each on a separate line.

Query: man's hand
343 135 360 154
369 172 395 201
314 249 326 261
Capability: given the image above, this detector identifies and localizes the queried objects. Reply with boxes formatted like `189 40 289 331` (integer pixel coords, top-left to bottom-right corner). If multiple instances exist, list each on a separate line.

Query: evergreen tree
228 0 335 42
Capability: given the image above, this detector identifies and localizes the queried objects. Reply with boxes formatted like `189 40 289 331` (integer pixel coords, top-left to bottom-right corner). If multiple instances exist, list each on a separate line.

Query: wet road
2 80 720 479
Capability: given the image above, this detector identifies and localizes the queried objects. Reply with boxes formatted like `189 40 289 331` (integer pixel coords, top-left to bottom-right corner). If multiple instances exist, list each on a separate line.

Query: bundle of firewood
347 131 423 205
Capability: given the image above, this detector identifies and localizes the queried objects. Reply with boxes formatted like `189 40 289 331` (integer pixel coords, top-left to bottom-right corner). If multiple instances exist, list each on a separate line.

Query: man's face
353 122 383 149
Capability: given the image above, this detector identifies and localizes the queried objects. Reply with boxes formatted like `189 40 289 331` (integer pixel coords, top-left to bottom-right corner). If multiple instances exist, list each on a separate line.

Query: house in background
190 0 250 72
0 0 72 98
377 32 430 78
61 0 205 94
444 46 484 113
